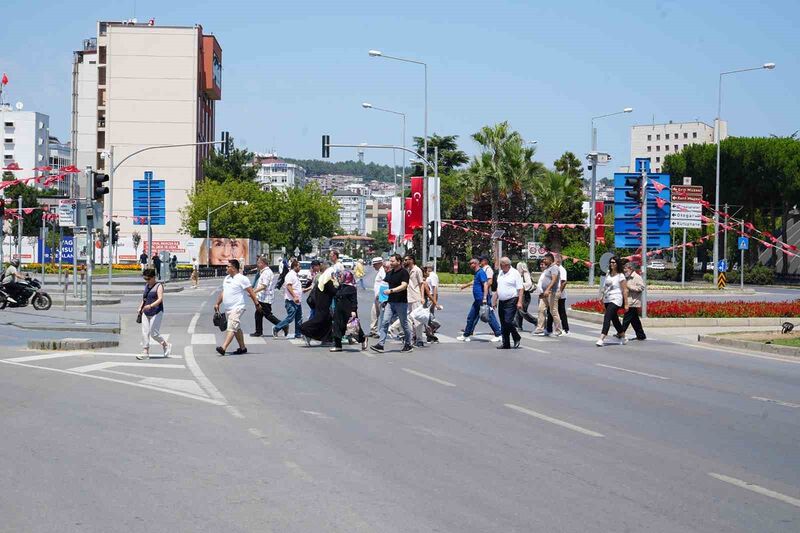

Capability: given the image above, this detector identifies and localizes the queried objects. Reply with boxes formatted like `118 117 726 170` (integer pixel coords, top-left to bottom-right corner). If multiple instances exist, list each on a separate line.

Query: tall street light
369 49 429 263
713 62 775 288
362 102 407 224
588 107 633 285
206 200 248 267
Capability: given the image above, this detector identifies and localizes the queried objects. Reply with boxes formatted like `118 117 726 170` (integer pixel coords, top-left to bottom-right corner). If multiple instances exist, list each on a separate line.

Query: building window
693 132 698 138
656 134 660 140
647 146 651 152
675 145 679 151
665 133 670 139
683 132 688 139
647 134 652 141
656 146 660 151
665 145 670 151
656 157 661 162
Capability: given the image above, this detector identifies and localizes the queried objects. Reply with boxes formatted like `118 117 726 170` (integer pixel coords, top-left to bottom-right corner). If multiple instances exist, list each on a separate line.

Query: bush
437 272 473 285
703 265 774 285
561 242 589 282
572 298 800 317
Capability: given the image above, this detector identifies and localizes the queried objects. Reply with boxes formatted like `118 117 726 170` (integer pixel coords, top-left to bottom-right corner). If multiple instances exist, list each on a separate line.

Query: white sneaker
532 331 546 336
137 351 150 360
163 342 172 358
595 340 604 347
491 336 502 342
561 330 570 336
620 337 628 345
554 331 563 337
456 335 471 342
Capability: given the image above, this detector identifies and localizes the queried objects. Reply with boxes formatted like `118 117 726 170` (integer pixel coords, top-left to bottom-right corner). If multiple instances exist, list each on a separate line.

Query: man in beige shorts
214 259 260 356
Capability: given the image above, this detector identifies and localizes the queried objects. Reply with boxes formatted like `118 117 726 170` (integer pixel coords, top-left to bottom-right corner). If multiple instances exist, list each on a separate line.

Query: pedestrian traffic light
93 172 110 201
322 135 330 158
221 131 232 157
625 175 642 202
106 220 120 245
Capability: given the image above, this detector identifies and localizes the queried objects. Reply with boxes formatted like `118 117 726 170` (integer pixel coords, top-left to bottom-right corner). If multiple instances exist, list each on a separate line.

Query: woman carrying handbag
331 270 367 352
596 256 627 347
137 268 172 360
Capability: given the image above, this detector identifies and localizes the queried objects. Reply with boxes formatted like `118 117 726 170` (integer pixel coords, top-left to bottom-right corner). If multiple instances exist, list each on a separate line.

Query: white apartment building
333 190 367 235
254 153 306 190
629 120 728 173
48 136 72 196
71 21 222 258
1 108 50 181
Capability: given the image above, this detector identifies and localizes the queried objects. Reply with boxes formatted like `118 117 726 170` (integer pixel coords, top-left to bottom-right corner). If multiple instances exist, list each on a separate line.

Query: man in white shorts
214 259 260 356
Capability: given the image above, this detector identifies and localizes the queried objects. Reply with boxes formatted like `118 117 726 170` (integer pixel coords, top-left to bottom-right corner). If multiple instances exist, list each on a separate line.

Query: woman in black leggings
596 256 627 347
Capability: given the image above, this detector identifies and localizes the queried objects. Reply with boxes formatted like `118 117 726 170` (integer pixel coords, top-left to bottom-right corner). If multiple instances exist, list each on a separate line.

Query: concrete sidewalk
0 307 121 333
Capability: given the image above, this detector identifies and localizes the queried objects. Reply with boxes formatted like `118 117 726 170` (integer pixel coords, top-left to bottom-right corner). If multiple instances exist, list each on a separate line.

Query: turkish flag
594 201 604 242
405 198 416 235
1 73 8 85
409 177 424 230
650 179 667 193
60 165 80 173
655 197 667 210
2 162 21 171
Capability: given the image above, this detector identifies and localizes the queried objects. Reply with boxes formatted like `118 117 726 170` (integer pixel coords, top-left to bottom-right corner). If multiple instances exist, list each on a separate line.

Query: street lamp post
588 107 632 285
362 102 406 244
712 62 775 289
369 50 428 263
206 200 248 268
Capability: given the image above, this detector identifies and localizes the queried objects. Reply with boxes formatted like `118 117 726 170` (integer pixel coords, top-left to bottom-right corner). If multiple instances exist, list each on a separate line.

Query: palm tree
468 122 543 236
531 170 584 251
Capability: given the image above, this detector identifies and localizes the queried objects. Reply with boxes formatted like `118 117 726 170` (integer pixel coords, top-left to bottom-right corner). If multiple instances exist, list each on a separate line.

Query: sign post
670 184 703 288
526 241 547 260
738 223 748 290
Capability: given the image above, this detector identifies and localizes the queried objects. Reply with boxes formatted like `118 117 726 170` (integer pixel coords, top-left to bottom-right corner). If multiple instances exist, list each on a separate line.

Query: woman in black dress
300 264 338 345
331 270 367 352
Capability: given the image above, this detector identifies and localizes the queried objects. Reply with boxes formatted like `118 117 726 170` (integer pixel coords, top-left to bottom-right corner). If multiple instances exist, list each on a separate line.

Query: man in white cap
369 256 386 337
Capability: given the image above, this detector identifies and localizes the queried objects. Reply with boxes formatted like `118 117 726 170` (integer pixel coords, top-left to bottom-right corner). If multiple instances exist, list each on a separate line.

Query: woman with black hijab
331 270 367 352
300 262 338 345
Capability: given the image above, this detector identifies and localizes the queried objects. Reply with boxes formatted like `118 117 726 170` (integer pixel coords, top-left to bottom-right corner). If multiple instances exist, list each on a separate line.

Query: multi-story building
1 108 50 181
364 197 391 234
48 135 72 196
333 190 367 235
629 120 727 173
254 153 306 190
71 20 222 251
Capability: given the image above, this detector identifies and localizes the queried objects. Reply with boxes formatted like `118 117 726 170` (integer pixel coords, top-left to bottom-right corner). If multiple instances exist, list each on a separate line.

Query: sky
1 0 798 182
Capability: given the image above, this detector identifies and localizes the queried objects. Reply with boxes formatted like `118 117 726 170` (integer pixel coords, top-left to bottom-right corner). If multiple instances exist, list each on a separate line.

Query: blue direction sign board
133 171 166 225
613 158 671 249
718 259 728 272
738 237 749 250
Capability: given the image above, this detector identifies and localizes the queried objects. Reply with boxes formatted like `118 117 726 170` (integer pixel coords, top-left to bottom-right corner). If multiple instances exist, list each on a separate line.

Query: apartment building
629 120 727 173
254 153 306 190
1 108 50 181
333 190 367 235
71 20 222 251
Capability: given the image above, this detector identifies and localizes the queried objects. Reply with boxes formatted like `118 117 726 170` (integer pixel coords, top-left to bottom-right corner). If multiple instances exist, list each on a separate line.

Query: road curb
50 298 122 306
697 334 800 357
568 308 795 328
27 338 120 350
6 323 120 334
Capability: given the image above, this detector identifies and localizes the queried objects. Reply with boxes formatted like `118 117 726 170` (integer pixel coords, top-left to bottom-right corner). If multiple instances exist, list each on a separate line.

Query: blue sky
1 0 797 181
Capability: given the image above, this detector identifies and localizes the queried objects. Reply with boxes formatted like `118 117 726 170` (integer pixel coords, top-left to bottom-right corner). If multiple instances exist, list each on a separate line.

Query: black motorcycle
0 277 52 311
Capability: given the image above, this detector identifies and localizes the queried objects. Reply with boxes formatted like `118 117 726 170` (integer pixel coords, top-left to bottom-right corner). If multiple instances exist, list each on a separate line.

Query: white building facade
333 190 367 235
254 154 306 190
71 21 222 261
629 120 728 173
1 108 50 181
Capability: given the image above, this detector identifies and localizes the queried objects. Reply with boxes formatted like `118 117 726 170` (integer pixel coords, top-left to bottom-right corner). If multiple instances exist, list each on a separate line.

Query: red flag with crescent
409 177 424 230
404 198 416 235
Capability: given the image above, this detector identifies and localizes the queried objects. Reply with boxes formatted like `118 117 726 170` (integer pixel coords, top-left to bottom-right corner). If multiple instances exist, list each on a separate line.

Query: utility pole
106 147 114 286
17 195 22 260
723 203 729 266
85 166 93 325
640 166 648 318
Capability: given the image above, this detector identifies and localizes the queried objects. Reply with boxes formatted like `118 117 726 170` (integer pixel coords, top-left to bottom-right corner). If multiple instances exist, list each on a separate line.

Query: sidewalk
0 307 120 333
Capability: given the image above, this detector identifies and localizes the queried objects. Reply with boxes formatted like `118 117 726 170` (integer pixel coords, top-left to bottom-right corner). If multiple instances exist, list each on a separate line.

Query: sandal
232 347 248 355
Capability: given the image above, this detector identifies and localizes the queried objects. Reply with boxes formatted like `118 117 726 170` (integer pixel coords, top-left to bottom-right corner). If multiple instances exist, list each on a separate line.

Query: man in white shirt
214 259 260 356
252 256 284 337
369 257 386 337
546 254 570 334
273 259 303 338
493 257 524 349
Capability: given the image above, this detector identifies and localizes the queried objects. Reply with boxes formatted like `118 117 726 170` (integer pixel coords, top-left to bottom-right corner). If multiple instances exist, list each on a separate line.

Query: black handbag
212 311 228 331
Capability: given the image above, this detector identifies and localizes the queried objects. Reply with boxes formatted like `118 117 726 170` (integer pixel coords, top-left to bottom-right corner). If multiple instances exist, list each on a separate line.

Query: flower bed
571 299 800 318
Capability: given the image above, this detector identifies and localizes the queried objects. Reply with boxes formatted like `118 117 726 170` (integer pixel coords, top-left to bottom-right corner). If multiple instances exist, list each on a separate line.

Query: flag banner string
442 219 611 228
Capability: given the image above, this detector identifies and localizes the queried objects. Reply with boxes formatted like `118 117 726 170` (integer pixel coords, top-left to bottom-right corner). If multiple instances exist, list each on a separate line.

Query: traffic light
93 172 110 201
106 220 120 245
221 131 232 156
625 175 643 202
322 135 330 158
0 200 4 219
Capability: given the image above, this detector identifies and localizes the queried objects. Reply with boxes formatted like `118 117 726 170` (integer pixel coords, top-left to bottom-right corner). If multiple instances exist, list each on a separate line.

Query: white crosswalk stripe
191 333 218 345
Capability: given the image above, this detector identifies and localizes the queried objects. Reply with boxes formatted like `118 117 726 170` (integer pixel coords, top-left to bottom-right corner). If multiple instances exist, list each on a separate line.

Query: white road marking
225 405 245 418
5 352 83 363
187 312 200 335
431 334 458 344
139 377 209 397
504 403 605 438
752 396 800 408
248 427 268 441
520 344 549 354
709 473 800 509
75 351 182 359
301 410 333 420
401 368 456 387
191 333 218 345
680 342 800 365
562 332 598 342
0 358 224 405
184 346 228 404
596 363 671 380
285 460 313 481
67 361 185 374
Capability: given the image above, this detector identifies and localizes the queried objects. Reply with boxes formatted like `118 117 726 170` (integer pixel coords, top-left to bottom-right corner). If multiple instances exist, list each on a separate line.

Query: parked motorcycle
0 277 52 311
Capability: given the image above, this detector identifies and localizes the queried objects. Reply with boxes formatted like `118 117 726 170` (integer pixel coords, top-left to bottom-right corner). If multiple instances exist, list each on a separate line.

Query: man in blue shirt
457 257 501 342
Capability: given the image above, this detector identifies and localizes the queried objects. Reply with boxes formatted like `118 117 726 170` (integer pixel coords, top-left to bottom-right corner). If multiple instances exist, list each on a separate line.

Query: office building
254 153 306 190
333 190 367 235
1 108 50 181
629 120 727 173
364 197 390 234
71 20 222 255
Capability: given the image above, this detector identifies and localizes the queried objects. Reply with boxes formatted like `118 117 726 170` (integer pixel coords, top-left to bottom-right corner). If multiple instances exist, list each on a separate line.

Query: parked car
340 256 355 270
297 260 313 289
649 259 666 270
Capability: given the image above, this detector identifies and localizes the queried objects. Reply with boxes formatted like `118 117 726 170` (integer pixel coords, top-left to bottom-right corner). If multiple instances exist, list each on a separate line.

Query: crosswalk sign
738 237 749 250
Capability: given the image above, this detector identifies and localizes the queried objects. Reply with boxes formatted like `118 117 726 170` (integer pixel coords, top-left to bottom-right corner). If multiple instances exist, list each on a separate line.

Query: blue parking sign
737 237 749 250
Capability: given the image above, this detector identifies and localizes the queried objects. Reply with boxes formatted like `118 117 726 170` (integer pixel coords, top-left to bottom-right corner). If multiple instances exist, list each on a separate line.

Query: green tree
203 144 258 183
370 229 391 254
131 231 141 257
2 172 60 239
269 184 340 253
283 158 397 181
530 170 585 251
410 134 470 176
553 151 584 180
181 179 266 239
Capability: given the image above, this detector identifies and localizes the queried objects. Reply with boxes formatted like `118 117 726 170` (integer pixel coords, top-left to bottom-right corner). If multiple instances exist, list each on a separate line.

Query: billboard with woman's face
200 237 250 266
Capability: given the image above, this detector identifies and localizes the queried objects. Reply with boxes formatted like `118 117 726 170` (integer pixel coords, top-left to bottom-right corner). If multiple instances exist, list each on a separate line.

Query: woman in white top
596 256 628 347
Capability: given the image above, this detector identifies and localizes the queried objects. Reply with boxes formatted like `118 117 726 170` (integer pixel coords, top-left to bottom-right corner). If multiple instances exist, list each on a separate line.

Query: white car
649 259 666 270
340 256 355 270
297 260 313 289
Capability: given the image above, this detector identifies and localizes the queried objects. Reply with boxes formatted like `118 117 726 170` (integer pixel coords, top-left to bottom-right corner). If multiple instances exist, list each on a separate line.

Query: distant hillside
284 158 396 181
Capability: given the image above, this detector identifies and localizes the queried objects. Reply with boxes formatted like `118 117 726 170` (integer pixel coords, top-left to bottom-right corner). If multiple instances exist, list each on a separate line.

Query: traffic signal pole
106 147 114 287
640 167 648 318
85 166 93 325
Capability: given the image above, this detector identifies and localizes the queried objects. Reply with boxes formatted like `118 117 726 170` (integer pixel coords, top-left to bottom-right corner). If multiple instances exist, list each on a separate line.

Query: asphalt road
1 276 798 532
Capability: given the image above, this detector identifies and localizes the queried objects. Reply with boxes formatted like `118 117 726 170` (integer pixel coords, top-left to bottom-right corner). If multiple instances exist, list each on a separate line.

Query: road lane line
596 363 671 380
680 342 800 365
519 345 549 354
225 405 245 418
504 403 604 438
191 333 218 345
67 361 185 374
401 368 456 387
183 346 228 404
709 473 800 509
752 396 800 408
187 312 200 335
0 359 224 405
6 352 83 363
75 351 182 359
